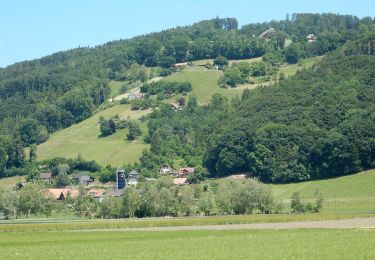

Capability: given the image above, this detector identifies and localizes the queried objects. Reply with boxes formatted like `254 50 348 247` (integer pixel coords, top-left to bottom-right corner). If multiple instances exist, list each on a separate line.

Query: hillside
37 104 150 166
165 56 321 103
36 56 320 165
0 13 374 181
140 52 375 182
270 169 375 213
208 169 375 214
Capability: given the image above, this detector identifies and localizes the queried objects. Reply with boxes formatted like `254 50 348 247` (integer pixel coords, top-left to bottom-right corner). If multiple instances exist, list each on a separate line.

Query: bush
214 56 229 67
290 191 324 213
127 122 142 140
120 98 129 104
99 117 116 137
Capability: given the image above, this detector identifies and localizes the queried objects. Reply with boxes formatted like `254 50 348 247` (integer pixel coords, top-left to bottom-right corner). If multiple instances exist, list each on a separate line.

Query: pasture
167 56 322 104
165 66 244 104
271 169 375 214
37 104 150 166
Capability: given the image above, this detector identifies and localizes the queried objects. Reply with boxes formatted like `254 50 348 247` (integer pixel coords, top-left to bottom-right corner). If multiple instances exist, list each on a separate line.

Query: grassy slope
281 55 323 77
1 229 374 259
108 80 124 96
165 67 243 104
37 104 150 167
270 169 375 214
167 57 322 104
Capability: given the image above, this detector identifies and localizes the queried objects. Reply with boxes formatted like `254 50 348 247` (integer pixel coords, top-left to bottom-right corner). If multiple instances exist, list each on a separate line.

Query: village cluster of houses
159 165 195 185
39 166 195 202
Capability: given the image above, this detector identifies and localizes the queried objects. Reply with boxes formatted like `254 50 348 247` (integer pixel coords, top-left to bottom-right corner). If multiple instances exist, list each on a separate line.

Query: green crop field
0 228 374 259
37 104 150 166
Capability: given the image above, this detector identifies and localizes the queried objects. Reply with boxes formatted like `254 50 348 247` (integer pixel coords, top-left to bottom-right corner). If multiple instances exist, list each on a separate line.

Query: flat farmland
1 228 375 259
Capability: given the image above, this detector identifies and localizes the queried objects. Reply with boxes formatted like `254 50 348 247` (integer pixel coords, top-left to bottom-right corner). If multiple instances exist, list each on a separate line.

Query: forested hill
143 51 375 183
0 13 374 179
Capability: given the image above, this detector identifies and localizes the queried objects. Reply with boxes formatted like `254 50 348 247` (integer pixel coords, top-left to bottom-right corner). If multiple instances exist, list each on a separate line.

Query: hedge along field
37 104 150 166
1 229 375 259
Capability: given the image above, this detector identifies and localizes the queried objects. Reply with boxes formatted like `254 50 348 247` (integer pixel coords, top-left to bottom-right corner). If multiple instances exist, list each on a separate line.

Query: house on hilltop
306 34 317 42
178 167 195 178
259 28 276 38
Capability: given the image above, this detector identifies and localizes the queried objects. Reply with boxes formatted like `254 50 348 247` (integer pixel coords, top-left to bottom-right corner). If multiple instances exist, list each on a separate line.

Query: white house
128 170 140 185
306 34 317 42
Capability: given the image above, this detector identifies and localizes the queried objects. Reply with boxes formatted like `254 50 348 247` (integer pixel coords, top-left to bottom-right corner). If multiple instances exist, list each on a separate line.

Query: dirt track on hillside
82 217 375 232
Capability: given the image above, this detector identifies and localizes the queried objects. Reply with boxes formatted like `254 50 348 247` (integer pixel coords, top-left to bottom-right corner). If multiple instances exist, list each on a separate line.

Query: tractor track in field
75 217 375 232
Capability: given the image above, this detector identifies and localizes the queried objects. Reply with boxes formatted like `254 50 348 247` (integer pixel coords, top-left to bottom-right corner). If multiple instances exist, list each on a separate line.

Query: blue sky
0 0 374 67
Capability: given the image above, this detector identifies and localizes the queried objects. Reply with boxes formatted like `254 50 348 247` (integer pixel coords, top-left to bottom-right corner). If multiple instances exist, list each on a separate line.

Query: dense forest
0 13 374 181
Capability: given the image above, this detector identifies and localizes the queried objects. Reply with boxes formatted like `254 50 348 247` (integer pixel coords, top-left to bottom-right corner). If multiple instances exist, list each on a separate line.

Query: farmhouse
173 178 189 185
88 189 107 202
39 172 53 182
259 28 276 38
159 165 177 175
178 167 195 178
128 170 140 185
128 92 143 100
306 34 317 42
73 173 93 186
45 188 79 201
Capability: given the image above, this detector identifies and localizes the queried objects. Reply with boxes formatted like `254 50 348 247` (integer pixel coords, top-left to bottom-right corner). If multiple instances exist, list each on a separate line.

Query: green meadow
167 57 322 104
0 229 374 259
270 169 375 214
37 104 150 167
165 66 245 104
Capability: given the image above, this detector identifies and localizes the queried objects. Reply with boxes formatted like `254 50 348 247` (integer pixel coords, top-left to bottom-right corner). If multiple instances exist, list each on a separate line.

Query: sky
0 0 374 68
